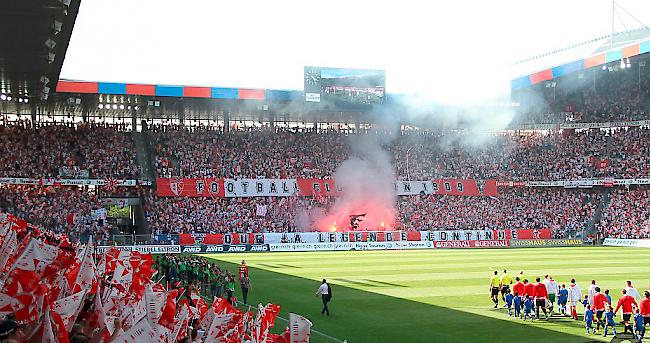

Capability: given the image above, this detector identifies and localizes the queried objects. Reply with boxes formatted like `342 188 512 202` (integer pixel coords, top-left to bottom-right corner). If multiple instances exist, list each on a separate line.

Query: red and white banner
434 240 511 249
430 179 498 196
178 229 548 245
515 229 551 240
157 178 498 197
156 178 225 197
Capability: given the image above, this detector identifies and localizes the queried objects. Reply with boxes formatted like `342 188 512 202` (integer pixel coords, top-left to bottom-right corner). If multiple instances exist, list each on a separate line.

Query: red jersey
534 283 548 299
524 283 535 297
593 293 608 311
614 295 639 314
238 265 248 279
512 282 525 296
641 298 650 316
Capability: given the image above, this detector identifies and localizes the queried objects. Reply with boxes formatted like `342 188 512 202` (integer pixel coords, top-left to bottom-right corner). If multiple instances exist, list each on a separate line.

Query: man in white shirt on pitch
588 279 598 307
625 280 641 300
544 275 559 312
567 278 582 320
316 279 332 316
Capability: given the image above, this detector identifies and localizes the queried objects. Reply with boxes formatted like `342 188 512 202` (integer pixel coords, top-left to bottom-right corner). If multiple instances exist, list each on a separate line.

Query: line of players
490 270 650 340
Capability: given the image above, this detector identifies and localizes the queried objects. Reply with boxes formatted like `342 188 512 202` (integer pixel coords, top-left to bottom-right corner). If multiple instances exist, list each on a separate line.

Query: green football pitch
204 247 650 343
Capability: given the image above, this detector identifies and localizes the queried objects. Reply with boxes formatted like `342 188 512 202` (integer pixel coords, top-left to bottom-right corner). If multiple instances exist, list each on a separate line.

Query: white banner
512 119 650 131
520 178 650 187
602 238 650 248
263 231 408 244
224 179 298 197
95 245 181 254
0 178 151 186
420 230 511 241
268 241 434 252
0 178 40 185
394 181 434 196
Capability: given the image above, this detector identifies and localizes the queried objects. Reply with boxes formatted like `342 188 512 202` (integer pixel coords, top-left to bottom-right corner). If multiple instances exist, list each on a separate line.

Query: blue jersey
513 296 522 308
505 294 514 306
557 289 568 302
605 294 612 305
582 299 589 307
634 313 644 330
604 311 615 325
524 299 534 312
585 309 594 323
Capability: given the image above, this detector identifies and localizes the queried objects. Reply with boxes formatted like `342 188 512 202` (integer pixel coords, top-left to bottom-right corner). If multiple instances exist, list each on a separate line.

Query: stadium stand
0 122 139 179
511 65 650 125
0 120 648 240
597 187 650 239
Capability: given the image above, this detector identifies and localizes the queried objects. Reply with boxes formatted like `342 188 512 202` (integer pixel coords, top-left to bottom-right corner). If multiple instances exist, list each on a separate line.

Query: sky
59 0 650 103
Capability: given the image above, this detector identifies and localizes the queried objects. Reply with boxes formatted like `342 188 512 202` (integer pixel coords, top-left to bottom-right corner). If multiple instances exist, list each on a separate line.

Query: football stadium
1 0 650 342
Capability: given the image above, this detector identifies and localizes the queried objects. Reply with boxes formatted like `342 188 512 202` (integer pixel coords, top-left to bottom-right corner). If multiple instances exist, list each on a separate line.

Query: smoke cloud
313 134 398 232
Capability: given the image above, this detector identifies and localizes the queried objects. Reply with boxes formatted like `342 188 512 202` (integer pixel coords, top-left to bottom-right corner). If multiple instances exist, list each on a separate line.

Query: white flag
289 313 312 343
111 318 154 343
52 289 88 332
256 204 268 217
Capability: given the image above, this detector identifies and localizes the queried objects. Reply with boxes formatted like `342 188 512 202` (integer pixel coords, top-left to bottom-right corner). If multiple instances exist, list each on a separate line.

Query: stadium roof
0 0 80 102
511 28 650 90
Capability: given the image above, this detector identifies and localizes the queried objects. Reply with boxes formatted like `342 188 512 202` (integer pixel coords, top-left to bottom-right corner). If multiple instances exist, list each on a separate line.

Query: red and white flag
72 238 96 294
111 318 154 343
252 303 281 343
289 313 312 343
52 289 88 332
0 229 18 272
9 238 58 274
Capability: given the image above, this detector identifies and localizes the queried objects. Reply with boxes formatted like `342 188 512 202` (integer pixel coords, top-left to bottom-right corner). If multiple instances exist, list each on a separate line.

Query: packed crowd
151 125 346 179
145 190 301 235
398 188 599 237
0 122 139 179
490 271 650 340
598 187 650 239
150 125 649 181
0 185 112 243
512 62 650 125
0 114 648 240
144 187 599 236
0 120 647 182
0 214 289 343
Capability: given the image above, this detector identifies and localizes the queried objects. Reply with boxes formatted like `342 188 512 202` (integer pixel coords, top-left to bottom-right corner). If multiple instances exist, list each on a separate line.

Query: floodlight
45 38 56 50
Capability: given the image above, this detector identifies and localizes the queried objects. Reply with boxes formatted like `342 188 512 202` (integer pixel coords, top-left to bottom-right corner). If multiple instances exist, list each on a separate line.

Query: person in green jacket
225 274 236 306
178 259 187 283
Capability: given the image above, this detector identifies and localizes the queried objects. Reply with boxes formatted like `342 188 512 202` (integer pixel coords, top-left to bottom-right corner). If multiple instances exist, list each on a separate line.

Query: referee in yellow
500 269 513 305
490 271 501 308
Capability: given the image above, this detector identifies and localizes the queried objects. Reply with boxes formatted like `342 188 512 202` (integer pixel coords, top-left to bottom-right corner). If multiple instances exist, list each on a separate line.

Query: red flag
158 290 179 330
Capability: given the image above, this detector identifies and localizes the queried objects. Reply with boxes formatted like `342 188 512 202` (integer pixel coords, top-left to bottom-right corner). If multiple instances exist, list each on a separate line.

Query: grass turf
203 246 650 342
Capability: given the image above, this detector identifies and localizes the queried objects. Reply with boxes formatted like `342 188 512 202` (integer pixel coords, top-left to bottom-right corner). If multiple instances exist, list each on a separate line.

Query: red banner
157 178 224 197
434 240 511 249
296 179 339 197
516 229 551 240
432 179 498 196
179 233 264 246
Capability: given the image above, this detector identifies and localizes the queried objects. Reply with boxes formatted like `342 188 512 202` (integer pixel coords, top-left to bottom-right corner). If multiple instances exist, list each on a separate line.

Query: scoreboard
304 66 385 109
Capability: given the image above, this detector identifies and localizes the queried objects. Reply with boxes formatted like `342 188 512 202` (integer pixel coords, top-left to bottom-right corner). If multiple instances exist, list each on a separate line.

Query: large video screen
304 67 385 108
